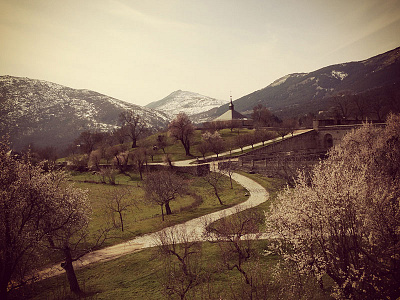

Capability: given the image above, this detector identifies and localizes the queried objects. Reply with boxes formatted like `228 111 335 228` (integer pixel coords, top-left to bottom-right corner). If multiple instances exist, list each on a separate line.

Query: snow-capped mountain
0 76 170 151
211 46 400 119
146 90 227 119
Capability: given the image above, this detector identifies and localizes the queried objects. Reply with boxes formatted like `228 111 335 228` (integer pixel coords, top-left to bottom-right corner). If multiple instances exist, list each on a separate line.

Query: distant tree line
325 85 400 122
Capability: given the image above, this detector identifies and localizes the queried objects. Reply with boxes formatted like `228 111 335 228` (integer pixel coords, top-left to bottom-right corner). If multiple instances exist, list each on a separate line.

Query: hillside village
1 47 400 300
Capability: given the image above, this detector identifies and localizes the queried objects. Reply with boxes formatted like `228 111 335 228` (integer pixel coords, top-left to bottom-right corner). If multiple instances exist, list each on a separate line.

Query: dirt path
36 167 268 281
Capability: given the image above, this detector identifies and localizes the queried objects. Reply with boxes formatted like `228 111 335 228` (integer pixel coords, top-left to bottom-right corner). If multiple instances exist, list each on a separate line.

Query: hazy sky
1 0 400 106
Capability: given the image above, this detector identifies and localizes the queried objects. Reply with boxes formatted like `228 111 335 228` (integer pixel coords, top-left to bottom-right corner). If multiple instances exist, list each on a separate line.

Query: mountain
0 76 170 151
211 46 400 119
146 90 227 122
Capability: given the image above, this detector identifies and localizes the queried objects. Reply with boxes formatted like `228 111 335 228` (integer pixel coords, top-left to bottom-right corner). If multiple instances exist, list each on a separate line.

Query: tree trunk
1 220 13 300
161 205 165 221
165 201 172 215
118 212 124 231
0 273 11 300
184 146 191 156
62 246 81 295
131 138 137 148
182 140 191 156
214 188 223 205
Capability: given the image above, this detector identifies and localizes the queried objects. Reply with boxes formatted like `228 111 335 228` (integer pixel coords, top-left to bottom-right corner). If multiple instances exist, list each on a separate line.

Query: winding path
36 130 313 281
36 130 312 281
36 164 269 281
34 129 318 283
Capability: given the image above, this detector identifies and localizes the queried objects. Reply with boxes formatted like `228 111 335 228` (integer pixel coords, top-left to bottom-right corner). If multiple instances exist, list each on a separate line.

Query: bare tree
168 113 195 156
155 227 204 299
144 170 186 221
245 132 257 149
284 118 298 136
331 91 353 119
204 208 264 299
119 110 147 148
163 154 173 168
219 159 236 189
47 220 110 295
111 127 127 145
88 149 102 170
203 164 225 205
113 151 130 173
225 139 236 156
156 134 168 154
254 128 276 146
104 187 135 232
350 93 369 120
226 119 242 132
266 153 313 187
202 131 225 158
275 125 290 140
252 103 275 128
74 130 106 155
197 140 209 159
106 144 129 172
235 133 247 153
131 147 147 180
266 115 400 299
98 167 118 185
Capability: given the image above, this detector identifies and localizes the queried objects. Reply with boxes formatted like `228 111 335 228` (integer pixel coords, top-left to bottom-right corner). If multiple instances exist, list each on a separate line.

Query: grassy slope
10 174 296 300
141 128 257 162
15 241 282 300
68 171 248 248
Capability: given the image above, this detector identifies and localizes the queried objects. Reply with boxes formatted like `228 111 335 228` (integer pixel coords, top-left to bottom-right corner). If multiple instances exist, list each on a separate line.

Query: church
213 96 247 121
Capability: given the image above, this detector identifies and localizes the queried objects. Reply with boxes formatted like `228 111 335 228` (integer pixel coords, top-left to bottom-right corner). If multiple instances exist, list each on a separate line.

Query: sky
1 0 400 106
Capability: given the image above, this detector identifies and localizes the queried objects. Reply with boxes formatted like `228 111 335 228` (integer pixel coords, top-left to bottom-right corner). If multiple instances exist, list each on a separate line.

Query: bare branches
204 208 264 298
203 164 225 205
144 170 186 221
155 227 204 300
119 110 147 148
104 187 136 232
218 159 236 189
168 113 195 156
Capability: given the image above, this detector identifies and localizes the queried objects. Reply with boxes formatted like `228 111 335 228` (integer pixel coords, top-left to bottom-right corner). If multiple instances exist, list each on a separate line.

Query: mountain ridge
210 46 400 119
146 90 227 120
0 75 170 151
2 46 399 151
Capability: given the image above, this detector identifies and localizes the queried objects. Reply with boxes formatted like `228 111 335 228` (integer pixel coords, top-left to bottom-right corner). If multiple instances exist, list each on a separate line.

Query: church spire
229 93 234 111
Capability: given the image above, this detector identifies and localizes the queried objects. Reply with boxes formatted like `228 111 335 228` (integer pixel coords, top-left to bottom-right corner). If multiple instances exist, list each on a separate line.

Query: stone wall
238 130 324 164
232 122 385 180
227 152 325 179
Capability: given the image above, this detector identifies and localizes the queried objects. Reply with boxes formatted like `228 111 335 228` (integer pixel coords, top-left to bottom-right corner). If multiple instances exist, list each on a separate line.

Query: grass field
68 171 248 248
12 241 277 300
10 173 333 300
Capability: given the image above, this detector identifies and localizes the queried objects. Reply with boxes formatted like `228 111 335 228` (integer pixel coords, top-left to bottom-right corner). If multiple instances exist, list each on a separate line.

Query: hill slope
0 76 170 151
212 46 400 119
